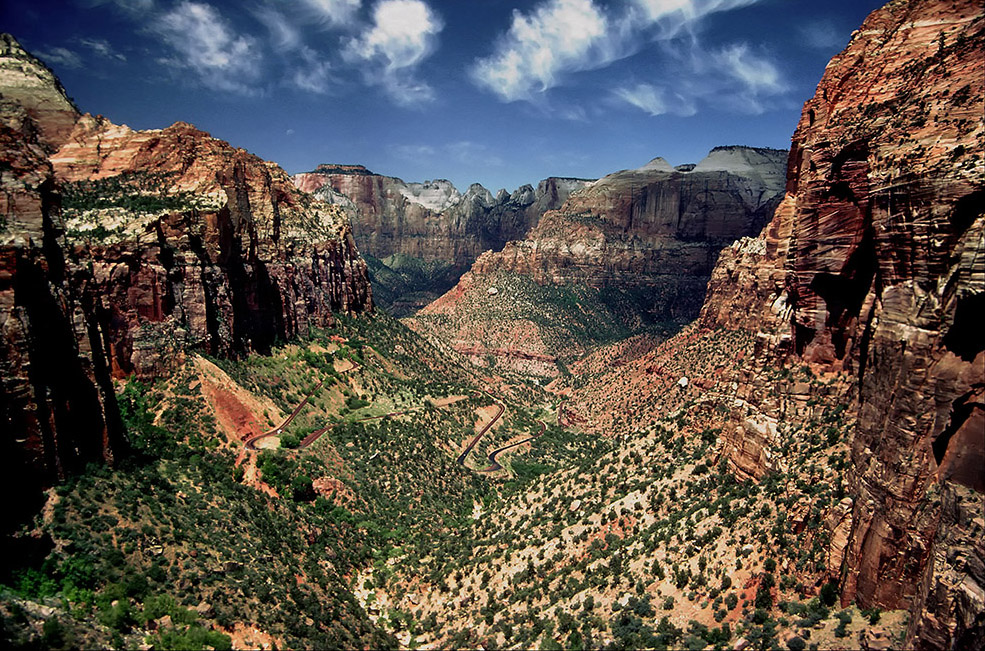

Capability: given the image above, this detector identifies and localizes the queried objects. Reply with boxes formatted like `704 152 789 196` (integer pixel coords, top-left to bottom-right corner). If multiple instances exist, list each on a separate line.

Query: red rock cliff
698 1 983 647
51 115 373 378
0 100 124 532
0 37 373 524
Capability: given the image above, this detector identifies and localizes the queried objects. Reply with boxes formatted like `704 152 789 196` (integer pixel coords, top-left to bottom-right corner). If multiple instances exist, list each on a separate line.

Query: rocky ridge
565 0 983 647
0 35 373 527
294 164 592 314
411 146 787 375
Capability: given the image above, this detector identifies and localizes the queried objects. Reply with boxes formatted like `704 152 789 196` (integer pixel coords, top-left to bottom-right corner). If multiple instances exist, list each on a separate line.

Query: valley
1 0 983 650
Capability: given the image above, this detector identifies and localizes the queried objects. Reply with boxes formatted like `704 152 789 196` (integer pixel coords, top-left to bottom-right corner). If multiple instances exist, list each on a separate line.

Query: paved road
456 398 505 466
478 419 547 473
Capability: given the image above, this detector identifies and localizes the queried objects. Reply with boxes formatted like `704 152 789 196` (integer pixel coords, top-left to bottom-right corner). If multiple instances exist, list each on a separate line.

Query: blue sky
3 0 884 192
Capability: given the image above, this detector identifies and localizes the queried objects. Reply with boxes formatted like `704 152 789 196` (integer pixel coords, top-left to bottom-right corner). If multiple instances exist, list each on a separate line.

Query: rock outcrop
0 89 122 533
0 34 79 151
411 147 787 375
293 165 591 314
695 1 983 647
0 35 373 525
51 116 373 378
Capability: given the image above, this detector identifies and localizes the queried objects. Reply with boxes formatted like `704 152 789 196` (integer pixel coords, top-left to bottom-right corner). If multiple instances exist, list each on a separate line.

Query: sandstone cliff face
0 37 373 522
697 1 983 647
410 148 786 375
0 34 79 151
293 165 591 314
469 147 787 318
51 116 373 378
0 103 123 532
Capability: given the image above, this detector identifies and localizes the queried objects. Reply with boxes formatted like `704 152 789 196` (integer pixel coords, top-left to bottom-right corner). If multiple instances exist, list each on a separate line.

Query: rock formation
51 116 373 378
0 34 79 151
695 0 983 647
411 147 787 375
0 35 373 526
1 69 122 533
294 164 591 314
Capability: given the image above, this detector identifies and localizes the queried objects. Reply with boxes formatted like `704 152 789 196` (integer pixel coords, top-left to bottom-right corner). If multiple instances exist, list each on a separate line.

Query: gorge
0 0 982 649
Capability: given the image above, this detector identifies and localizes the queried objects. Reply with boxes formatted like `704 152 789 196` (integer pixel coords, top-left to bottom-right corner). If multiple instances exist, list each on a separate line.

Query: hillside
408 147 787 377
0 0 982 650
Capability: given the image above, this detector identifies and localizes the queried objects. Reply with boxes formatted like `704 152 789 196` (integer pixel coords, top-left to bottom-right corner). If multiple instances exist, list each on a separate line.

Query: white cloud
86 0 156 15
471 0 613 102
291 46 334 93
611 82 697 117
799 20 846 50
613 83 667 116
391 143 437 159
301 0 362 28
631 0 759 24
390 141 504 167
473 0 781 113
79 38 127 61
344 0 443 106
153 1 262 93
715 43 783 95
253 6 303 50
35 46 83 69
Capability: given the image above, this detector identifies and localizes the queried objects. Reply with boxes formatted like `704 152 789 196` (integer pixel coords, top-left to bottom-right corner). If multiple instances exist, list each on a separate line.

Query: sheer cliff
294 164 591 314
683 0 984 646
410 148 787 376
0 35 373 527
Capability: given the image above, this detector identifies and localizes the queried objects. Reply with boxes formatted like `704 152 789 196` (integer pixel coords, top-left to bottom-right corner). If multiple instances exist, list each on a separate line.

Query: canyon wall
0 35 373 524
697 0 983 647
294 164 591 314
410 148 787 375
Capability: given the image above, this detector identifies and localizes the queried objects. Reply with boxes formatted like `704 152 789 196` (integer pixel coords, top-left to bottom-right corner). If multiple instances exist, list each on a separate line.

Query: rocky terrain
294 164 591 314
409 147 787 376
0 35 372 539
558 0 984 647
0 0 983 649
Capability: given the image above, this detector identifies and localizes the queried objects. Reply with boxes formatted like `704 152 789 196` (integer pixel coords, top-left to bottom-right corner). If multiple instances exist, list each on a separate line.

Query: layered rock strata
294 164 591 313
0 99 122 532
0 35 373 523
51 116 373 378
412 148 787 375
696 1 983 647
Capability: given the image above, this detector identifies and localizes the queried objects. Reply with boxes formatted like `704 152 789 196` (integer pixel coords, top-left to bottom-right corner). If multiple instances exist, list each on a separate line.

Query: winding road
243 361 547 475
456 398 505 466
477 419 547 473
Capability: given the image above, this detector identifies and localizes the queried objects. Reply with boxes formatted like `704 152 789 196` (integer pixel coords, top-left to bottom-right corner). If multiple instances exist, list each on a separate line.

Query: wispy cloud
153 1 262 94
301 0 362 28
714 43 784 95
344 0 443 106
391 141 504 167
35 46 84 69
253 6 303 50
291 46 335 93
613 83 668 116
79 38 126 61
86 0 156 15
799 20 846 50
473 0 784 116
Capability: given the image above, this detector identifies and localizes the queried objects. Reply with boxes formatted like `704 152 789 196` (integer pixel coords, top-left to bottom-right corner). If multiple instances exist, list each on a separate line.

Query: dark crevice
810 224 878 359
932 390 979 465
943 292 985 362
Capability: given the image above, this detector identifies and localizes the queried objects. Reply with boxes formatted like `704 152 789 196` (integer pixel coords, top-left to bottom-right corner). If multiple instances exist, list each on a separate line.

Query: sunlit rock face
409 146 787 375
293 164 593 314
697 1 984 647
0 34 373 525
50 116 373 379
0 34 79 151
